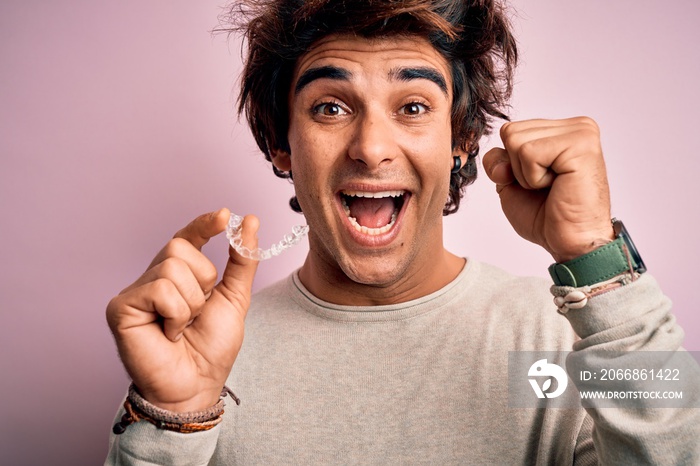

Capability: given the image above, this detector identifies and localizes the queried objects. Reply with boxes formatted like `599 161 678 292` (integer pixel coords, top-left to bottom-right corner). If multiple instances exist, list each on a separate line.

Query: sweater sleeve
104 403 222 466
559 273 700 465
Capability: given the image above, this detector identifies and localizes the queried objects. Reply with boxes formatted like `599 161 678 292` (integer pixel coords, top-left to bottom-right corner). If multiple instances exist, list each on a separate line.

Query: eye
399 102 429 116
313 102 348 116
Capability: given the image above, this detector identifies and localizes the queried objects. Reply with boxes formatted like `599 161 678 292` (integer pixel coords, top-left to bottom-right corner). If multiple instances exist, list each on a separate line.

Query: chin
337 253 411 288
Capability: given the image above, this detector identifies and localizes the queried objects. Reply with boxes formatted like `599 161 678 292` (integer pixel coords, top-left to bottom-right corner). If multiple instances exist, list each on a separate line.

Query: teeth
342 190 404 198
341 196 351 215
347 212 398 236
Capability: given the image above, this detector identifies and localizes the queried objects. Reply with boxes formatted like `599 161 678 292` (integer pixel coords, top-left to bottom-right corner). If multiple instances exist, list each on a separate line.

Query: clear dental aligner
226 212 309 261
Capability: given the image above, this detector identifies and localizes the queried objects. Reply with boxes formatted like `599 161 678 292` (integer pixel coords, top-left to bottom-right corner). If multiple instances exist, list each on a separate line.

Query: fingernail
174 333 183 342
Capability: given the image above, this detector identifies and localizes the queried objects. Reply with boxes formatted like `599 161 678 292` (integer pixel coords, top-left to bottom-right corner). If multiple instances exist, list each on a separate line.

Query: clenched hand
483 117 615 263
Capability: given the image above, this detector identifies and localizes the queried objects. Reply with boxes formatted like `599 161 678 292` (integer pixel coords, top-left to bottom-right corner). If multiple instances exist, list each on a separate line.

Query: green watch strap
548 237 638 287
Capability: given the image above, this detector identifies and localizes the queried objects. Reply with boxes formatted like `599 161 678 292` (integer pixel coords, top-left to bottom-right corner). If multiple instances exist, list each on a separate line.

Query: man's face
282 34 458 292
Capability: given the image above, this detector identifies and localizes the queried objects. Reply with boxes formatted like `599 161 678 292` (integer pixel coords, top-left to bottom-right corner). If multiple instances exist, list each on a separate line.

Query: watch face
613 219 647 274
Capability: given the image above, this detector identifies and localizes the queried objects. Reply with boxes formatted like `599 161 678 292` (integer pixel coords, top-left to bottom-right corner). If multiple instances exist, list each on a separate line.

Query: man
106 0 698 464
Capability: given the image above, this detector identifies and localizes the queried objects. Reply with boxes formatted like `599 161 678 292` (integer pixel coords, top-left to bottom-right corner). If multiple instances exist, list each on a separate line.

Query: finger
173 208 231 251
497 120 565 188
500 120 600 189
499 117 591 136
498 123 531 189
215 214 260 317
501 122 575 172
514 137 556 189
482 147 515 186
144 238 219 291
108 278 192 342
123 257 208 319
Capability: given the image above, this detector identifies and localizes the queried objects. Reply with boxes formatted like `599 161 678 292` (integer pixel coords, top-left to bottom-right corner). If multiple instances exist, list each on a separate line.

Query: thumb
482 147 515 187
216 214 260 316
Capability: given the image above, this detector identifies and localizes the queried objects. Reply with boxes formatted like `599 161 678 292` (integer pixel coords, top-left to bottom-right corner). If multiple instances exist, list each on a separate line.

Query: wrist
144 389 223 413
551 237 613 263
548 219 646 288
550 225 616 264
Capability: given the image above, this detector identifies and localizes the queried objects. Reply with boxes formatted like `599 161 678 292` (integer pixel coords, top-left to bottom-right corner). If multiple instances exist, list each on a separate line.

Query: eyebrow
294 66 352 95
389 66 448 95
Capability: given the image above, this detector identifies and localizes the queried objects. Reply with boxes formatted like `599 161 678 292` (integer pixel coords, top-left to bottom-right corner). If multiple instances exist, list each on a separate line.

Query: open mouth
339 190 407 236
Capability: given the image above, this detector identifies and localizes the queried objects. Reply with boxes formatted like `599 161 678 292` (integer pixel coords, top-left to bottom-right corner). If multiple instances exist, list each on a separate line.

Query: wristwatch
548 218 647 287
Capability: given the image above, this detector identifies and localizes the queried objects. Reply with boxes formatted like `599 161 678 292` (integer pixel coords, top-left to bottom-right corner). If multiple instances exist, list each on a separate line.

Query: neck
298 246 465 306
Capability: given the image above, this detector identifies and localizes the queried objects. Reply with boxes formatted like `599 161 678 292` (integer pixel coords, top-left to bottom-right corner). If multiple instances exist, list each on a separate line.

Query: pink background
1 1 698 464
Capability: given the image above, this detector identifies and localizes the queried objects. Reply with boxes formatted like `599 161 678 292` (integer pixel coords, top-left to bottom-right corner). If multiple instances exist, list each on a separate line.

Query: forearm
560 274 700 465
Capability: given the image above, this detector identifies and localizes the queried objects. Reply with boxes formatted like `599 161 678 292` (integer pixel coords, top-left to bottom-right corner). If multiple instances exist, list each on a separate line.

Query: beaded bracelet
112 384 240 435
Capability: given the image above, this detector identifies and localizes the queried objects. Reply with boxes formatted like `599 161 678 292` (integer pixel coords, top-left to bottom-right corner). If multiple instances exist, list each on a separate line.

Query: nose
347 109 399 169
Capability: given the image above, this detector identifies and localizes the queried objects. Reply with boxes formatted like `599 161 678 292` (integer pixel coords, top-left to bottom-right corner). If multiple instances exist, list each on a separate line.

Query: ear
270 148 292 172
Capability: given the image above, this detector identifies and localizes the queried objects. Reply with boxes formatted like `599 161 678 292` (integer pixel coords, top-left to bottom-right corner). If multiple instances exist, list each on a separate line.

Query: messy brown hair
220 0 517 215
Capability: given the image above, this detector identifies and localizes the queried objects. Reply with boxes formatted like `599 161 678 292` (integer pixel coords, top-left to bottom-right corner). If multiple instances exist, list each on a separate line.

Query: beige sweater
106 260 699 465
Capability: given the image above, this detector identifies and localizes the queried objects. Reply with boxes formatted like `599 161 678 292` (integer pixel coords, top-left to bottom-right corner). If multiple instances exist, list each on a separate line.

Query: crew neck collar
288 258 478 322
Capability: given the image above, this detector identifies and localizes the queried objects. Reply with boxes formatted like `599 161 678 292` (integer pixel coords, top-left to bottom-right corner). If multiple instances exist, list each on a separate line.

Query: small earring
451 156 462 174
